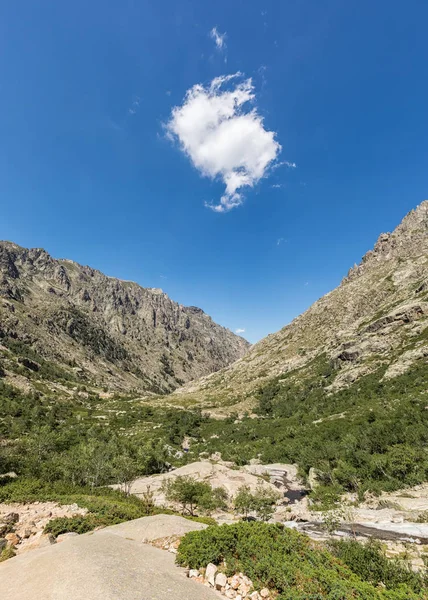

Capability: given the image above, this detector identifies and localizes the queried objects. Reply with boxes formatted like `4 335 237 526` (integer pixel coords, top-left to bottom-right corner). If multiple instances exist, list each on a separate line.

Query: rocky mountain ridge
173 200 428 411
0 242 249 394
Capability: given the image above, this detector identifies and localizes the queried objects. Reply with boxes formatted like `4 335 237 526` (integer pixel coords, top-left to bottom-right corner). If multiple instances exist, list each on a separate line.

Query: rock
189 569 199 579
56 532 79 544
22 532 56 552
308 467 320 490
215 572 227 590
229 575 240 590
225 591 237 599
2 512 19 524
209 452 222 462
249 593 261 600
205 563 218 586
260 589 270 598
17 357 40 371
238 582 251 596
0 472 17 481
5 532 20 547
0 241 250 396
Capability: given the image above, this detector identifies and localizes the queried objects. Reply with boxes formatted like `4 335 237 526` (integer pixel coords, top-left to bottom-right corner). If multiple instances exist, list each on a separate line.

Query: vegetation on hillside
2 355 428 511
191 358 428 505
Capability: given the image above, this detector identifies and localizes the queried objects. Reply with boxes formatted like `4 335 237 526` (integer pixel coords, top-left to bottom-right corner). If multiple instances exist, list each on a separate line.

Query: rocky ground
0 515 219 600
0 240 249 396
117 460 281 510
123 459 428 572
0 501 87 556
187 563 271 600
3 460 428 578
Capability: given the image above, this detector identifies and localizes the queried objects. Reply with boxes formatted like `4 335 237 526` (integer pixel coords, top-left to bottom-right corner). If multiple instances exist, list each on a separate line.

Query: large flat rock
121 460 279 505
0 515 218 600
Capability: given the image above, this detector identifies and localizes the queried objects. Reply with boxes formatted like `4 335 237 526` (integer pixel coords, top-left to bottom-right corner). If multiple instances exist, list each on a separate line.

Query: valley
1 202 428 597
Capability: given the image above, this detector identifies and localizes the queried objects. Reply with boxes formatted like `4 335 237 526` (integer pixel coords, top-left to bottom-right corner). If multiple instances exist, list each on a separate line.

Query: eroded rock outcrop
0 242 249 393
173 200 428 410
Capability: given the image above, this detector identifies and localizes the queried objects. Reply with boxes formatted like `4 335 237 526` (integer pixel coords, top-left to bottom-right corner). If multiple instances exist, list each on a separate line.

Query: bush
0 546 16 562
234 485 254 518
177 522 425 599
0 477 159 534
162 476 227 516
234 484 280 521
328 538 427 593
198 486 228 514
44 515 103 536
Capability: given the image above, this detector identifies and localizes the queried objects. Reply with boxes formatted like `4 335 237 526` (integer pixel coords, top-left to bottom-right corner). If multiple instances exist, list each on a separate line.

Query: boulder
2 512 19 524
188 569 200 579
205 563 218 586
308 467 321 490
238 582 251 596
5 532 20 547
215 572 227 590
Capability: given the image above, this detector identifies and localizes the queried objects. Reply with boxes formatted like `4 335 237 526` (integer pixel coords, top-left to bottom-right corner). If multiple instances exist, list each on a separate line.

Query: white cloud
272 160 296 171
271 183 284 189
166 73 282 212
276 237 286 246
210 27 226 51
128 96 140 115
235 328 245 334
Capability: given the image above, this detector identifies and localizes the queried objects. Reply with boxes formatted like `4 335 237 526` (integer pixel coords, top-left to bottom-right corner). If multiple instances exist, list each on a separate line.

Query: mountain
174 200 428 412
0 242 249 394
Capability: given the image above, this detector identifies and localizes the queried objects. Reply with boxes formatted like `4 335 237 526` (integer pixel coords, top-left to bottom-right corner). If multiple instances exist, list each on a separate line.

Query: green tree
252 485 280 522
113 454 138 495
234 484 255 518
234 484 280 521
198 486 228 514
161 475 213 516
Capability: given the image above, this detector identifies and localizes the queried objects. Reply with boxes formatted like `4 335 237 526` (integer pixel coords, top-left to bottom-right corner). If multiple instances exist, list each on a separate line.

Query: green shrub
162 476 227 516
234 484 280 521
0 546 16 562
0 477 157 534
328 538 427 593
44 515 103 536
234 484 254 518
176 522 425 599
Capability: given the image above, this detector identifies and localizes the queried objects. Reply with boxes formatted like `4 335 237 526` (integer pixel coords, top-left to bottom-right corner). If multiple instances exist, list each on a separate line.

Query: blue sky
1 1 427 343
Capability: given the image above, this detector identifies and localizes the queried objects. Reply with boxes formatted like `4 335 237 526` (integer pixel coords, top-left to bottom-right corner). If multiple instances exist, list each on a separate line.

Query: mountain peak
172 201 428 413
0 242 249 395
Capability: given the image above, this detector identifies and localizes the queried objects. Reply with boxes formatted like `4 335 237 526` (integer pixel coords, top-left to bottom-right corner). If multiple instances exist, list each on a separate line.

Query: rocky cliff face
0 242 249 393
174 201 428 410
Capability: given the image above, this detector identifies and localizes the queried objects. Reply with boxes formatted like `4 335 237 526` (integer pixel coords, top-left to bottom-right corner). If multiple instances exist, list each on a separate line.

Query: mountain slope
173 200 428 411
0 242 249 394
